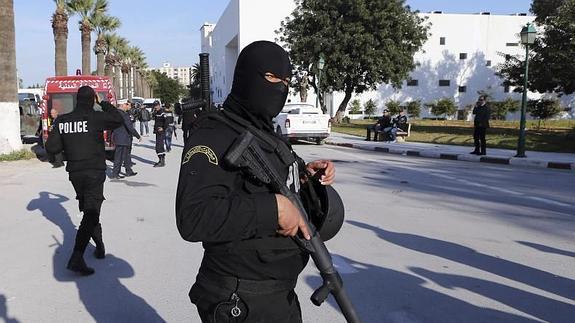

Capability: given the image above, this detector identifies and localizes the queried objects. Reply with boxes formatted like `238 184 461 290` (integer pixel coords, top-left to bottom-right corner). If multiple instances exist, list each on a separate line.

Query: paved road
1 134 573 323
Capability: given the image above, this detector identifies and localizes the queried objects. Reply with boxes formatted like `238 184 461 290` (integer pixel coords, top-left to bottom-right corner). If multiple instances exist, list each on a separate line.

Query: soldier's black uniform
472 98 491 155
45 86 123 275
176 41 308 322
152 103 167 167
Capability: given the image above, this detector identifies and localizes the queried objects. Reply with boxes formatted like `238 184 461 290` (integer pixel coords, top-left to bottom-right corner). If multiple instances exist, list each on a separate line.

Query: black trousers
112 145 132 176
473 127 487 154
190 272 302 323
155 132 165 156
366 124 381 141
68 170 106 254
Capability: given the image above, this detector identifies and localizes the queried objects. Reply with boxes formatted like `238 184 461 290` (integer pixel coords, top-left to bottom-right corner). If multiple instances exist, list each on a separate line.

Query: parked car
143 98 162 112
272 103 331 144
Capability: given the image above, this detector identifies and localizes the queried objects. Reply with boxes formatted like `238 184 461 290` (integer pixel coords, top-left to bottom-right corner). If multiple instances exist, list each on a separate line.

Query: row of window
407 79 511 93
439 37 519 47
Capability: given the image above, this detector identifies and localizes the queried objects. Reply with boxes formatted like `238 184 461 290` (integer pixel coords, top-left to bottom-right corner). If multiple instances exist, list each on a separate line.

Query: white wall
203 4 574 119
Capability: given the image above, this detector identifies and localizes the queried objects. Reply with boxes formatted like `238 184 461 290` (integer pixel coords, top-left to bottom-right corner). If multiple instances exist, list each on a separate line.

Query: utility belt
197 271 296 295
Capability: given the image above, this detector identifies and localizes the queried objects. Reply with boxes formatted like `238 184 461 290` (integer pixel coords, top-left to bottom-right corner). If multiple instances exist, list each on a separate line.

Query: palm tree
52 0 71 76
68 0 107 75
0 0 22 154
92 14 120 76
128 47 145 98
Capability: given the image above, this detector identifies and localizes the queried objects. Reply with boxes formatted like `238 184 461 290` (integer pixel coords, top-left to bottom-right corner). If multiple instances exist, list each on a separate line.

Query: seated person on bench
366 109 391 141
385 109 409 142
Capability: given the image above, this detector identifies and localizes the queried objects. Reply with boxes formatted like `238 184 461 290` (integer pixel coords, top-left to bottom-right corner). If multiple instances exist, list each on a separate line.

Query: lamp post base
514 153 526 158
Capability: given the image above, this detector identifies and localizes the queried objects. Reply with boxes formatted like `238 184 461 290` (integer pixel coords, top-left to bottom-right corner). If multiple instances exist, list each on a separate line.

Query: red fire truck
40 74 117 157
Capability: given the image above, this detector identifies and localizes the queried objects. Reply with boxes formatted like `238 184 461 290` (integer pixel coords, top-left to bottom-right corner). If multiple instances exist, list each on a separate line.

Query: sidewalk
325 132 575 171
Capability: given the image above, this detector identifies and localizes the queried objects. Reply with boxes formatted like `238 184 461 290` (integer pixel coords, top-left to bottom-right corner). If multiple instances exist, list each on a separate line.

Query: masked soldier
176 41 336 322
45 86 123 275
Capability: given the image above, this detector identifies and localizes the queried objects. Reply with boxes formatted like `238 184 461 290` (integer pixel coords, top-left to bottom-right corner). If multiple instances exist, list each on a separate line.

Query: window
439 80 450 87
440 37 446 45
460 53 468 60
407 79 419 86
506 42 519 47
504 84 510 93
486 60 492 67
458 86 467 93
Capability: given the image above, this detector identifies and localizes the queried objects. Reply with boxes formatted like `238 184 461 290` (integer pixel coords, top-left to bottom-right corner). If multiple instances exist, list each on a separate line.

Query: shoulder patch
182 145 219 165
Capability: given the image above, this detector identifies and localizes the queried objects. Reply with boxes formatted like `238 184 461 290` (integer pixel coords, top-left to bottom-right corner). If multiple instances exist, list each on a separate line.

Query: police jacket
45 101 123 172
176 111 308 281
393 115 409 131
473 104 491 128
112 109 141 146
153 109 167 134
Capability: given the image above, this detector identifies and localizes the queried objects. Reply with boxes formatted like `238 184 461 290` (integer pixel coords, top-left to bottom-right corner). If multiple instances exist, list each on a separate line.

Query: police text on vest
59 121 89 134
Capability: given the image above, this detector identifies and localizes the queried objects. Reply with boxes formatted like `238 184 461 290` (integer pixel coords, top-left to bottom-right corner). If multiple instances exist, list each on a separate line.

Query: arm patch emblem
182 145 219 165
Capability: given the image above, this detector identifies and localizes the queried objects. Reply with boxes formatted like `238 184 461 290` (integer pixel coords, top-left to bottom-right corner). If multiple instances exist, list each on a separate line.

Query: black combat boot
67 251 95 275
154 155 165 167
92 224 106 259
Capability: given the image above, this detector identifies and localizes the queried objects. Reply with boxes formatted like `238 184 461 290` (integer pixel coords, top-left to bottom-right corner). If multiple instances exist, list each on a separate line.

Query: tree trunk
127 67 133 99
52 9 68 76
114 64 121 97
80 22 91 75
334 86 354 123
0 0 22 154
95 36 106 76
134 70 140 97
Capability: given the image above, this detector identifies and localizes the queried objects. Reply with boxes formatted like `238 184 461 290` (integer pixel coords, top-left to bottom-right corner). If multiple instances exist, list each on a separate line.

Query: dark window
439 80 451 87
459 53 468 60
458 86 467 93
486 60 492 66
504 84 510 93
440 37 446 45
407 79 419 86
506 42 519 47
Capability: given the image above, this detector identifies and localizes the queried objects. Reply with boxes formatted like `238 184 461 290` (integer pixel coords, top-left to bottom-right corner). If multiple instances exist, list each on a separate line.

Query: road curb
325 141 574 171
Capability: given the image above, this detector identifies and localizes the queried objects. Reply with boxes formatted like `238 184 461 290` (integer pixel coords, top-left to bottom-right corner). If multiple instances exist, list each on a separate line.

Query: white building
201 0 574 119
148 62 192 87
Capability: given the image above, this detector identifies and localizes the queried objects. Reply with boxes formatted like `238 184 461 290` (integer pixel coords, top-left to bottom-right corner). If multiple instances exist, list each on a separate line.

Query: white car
273 103 331 144
143 98 162 112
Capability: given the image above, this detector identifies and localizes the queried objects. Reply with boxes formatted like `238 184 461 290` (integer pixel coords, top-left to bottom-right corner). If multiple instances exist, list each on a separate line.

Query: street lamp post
315 54 325 109
516 23 537 158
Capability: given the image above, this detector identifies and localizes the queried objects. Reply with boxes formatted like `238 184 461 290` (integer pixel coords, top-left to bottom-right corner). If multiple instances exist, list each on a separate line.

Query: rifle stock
224 131 361 323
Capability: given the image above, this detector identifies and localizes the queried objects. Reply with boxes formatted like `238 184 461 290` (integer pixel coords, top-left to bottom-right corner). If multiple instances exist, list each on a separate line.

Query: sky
14 0 532 87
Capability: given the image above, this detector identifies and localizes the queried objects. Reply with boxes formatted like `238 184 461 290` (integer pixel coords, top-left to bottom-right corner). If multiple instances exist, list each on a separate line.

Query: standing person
471 95 491 155
139 104 151 136
45 86 123 275
176 41 336 322
365 109 391 141
163 103 176 152
152 101 166 167
46 107 65 168
111 101 142 179
386 109 409 143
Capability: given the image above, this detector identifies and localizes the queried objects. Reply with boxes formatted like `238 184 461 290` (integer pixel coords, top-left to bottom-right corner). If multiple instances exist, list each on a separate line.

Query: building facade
201 0 574 119
148 62 191 87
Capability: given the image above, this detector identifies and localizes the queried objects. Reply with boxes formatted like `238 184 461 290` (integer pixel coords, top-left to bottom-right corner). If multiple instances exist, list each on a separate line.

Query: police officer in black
152 101 167 167
471 95 491 155
176 41 336 322
45 86 123 275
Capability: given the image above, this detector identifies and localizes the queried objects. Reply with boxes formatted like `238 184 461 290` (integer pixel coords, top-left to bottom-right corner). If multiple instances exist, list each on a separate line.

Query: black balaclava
225 41 292 131
76 86 96 112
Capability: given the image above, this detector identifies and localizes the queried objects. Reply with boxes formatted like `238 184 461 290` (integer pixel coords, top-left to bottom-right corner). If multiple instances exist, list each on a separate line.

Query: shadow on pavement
130 154 156 166
410 267 575 323
347 220 575 302
304 255 533 323
26 192 165 322
0 295 20 323
516 240 575 258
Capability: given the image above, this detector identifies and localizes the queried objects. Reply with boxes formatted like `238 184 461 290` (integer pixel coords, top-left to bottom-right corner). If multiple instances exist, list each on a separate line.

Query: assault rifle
181 53 213 113
224 130 361 323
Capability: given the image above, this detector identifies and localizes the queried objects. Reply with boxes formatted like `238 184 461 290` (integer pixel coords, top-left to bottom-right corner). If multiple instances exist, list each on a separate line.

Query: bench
377 123 411 142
